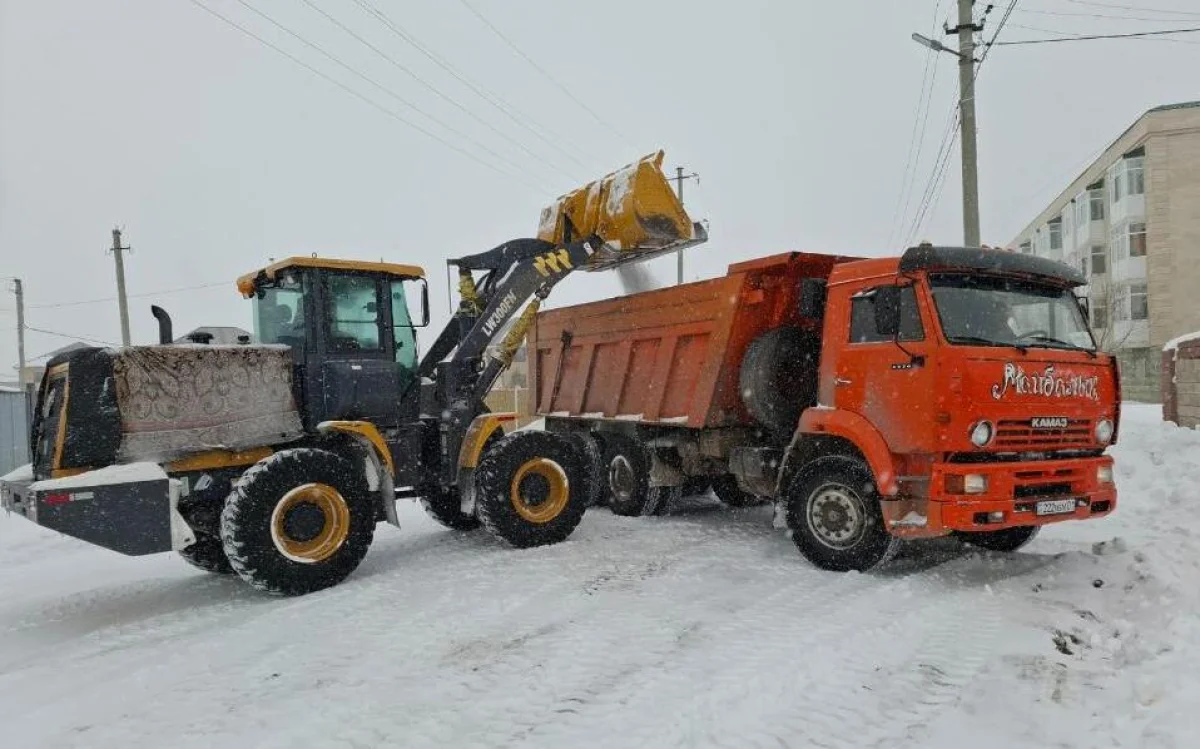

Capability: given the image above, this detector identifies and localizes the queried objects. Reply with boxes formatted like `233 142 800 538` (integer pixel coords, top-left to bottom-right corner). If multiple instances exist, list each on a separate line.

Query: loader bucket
536 151 707 271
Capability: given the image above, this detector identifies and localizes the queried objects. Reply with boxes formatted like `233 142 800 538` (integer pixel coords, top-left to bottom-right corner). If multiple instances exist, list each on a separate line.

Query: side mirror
874 286 902 338
798 278 827 319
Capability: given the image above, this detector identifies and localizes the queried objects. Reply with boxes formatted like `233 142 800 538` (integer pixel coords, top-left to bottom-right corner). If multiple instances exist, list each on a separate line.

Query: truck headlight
1097 465 1113 483
969 420 994 447
1095 419 1114 445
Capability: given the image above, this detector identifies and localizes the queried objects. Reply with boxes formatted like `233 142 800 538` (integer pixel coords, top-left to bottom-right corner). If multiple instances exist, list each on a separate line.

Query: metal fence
0 388 31 476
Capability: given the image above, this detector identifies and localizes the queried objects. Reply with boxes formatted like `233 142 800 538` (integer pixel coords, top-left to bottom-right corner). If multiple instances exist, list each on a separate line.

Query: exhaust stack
151 305 173 345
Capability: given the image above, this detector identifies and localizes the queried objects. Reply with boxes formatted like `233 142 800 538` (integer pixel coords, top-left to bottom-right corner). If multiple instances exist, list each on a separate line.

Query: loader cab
238 257 430 430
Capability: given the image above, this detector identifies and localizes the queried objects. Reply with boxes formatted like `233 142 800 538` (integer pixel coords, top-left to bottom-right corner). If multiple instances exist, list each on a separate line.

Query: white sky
2 0 1198 375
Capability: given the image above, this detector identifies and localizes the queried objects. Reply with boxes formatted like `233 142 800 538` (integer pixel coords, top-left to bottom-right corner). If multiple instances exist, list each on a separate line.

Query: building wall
0 389 31 476
1149 128 1200 348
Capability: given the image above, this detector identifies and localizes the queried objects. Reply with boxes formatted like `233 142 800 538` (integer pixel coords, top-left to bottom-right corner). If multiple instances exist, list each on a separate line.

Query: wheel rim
510 458 570 524
806 483 867 550
270 482 351 563
608 454 636 502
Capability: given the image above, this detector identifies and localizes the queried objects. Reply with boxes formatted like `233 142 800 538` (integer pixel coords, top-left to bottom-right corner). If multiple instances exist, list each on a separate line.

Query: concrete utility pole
109 227 131 346
954 0 981 248
672 166 699 285
13 279 25 380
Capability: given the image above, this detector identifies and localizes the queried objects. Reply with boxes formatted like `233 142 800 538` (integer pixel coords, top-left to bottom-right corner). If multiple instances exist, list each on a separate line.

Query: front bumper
1 465 195 555
884 454 1116 538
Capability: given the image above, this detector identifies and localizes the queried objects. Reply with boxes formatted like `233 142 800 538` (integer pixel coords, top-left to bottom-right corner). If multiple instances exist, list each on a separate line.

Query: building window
1048 218 1063 251
1090 245 1107 275
1128 222 1147 257
1080 255 1089 276
1111 224 1128 262
1089 187 1105 221
1074 195 1087 229
1091 296 1108 329
1126 156 1145 196
1130 282 1148 320
1019 240 1032 255
1110 166 1124 204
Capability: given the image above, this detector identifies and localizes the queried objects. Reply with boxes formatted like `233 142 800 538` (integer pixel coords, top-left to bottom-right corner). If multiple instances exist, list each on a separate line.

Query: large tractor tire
220 448 376 596
961 525 1040 552
740 327 821 437
474 431 588 548
178 532 233 575
567 431 605 508
711 474 766 508
420 429 506 531
782 455 900 572
600 433 676 517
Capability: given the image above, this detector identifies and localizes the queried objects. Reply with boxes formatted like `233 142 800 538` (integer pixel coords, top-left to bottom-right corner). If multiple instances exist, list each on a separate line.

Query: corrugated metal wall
0 389 31 475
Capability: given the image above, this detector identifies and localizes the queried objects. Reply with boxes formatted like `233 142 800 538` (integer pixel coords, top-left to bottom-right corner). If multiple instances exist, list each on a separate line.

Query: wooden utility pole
953 0 981 247
672 167 699 285
109 227 131 346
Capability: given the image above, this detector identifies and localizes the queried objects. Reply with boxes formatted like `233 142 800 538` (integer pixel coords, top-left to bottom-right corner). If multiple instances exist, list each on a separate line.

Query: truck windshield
252 273 308 348
928 273 1096 351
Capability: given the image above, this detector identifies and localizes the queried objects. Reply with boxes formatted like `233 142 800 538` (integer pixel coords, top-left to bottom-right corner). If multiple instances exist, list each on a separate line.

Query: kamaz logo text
482 291 519 336
1031 417 1070 429
533 249 573 277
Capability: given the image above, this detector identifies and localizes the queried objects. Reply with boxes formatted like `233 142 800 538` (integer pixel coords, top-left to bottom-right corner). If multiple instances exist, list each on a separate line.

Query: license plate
1036 498 1076 516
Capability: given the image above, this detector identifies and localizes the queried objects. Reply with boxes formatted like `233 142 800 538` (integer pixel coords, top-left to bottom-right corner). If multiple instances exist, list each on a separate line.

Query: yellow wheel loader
0 151 707 596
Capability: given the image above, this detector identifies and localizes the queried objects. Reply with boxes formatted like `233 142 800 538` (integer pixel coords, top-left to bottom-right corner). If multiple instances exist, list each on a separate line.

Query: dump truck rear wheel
178 532 233 574
784 456 899 572
567 432 605 508
740 327 821 436
220 448 375 596
961 525 1040 552
711 474 765 508
474 431 587 548
600 434 656 516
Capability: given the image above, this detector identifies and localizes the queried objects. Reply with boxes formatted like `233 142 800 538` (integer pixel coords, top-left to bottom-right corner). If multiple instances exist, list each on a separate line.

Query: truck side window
850 286 924 343
325 274 384 352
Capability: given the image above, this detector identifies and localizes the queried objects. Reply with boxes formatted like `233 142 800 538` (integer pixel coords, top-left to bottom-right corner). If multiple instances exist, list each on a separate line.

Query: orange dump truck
529 245 1120 571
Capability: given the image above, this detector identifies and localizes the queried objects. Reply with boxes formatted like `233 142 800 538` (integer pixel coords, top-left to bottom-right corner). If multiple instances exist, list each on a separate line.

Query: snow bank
29 462 168 491
1163 330 1200 352
0 463 33 483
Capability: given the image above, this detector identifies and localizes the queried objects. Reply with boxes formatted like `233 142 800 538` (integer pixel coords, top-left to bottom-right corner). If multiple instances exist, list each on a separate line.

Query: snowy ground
1 404 1198 748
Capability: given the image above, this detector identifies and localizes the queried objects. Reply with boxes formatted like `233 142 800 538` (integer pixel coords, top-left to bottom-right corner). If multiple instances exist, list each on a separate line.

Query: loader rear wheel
220 448 375 596
475 431 587 548
961 525 1040 552
178 533 233 575
712 474 766 508
783 456 900 572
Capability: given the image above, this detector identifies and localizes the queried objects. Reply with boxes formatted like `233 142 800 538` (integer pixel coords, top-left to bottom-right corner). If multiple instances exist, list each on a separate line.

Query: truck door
832 282 936 454
317 272 403 425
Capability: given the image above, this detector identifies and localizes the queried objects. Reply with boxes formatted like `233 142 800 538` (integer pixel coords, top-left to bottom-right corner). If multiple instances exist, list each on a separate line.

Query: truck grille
994 419 1092 450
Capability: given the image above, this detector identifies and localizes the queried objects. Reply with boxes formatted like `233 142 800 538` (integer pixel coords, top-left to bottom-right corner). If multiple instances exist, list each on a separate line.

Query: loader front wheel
475 431 587 548
420 486 480 531
178 533 233 575
221 448 375 596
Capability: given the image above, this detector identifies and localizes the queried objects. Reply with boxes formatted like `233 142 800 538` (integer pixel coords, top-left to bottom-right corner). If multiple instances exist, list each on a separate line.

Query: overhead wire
28 281 229 310
1059 0 1200 17
455 0 638 150
25 326 120 347
350 0 597 171
1016 6 1200 23
997 26 1200 44
1009 20 1200 43
186 0 550 194
296 0 577 182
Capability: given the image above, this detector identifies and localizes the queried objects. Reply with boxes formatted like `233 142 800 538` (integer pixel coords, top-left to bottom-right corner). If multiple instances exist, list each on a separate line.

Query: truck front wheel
783 457 900 572
474 431 588 547
220 448 376 595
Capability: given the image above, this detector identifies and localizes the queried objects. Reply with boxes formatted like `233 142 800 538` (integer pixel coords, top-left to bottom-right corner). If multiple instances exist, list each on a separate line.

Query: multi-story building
1009 101 1200 401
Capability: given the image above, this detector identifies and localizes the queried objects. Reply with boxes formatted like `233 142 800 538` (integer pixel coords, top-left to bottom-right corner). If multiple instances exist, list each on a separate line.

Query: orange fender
794 408 900 497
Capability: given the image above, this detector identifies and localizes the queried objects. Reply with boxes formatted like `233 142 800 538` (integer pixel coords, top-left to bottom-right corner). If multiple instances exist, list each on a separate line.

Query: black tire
961 525 1040 552
783 456 900 572
682 476 712 497
178 532 233 575
740 327 821 436
474 430 588 548
599 433 655 517
220 448 376 596
419 429 506 531
566 431 605 508
711 474 765 508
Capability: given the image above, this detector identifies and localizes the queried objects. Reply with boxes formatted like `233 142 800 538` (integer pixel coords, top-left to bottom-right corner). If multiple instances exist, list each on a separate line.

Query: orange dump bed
529 252 857 429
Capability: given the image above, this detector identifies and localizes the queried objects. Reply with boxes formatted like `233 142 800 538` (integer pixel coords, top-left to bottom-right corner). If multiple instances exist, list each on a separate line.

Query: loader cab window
850 285 924 343
253 273 309 350
324 273 385 353
390 280 418 372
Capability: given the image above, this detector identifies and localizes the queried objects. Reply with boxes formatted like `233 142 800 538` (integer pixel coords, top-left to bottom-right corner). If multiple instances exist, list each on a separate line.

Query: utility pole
954 0 981 248
671 166 699 284
109 227 131 346
13 279 25 381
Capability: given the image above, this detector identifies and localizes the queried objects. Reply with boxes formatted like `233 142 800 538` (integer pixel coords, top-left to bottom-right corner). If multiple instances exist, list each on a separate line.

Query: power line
455 0 637 149
1017 7 1200 23
1009 20 1200 43
230 0 554 191
24 325 119 347
350 0 597 171
1060 0 1200 17
996 26 1200 43
296 0 577 182
28 281 229 310
186 0 548 194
